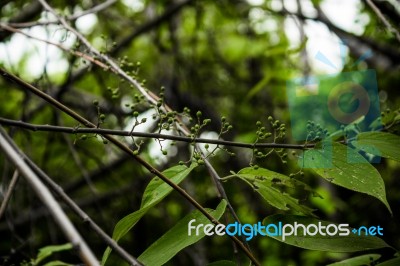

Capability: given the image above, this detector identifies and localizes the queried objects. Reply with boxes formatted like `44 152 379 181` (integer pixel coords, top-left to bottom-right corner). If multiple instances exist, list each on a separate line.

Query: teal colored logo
287 41 381 168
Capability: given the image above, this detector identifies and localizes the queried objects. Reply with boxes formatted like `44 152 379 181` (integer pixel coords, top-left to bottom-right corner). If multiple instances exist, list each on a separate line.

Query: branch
0 23 110 69
111 0 194 53
0 67 260 265
0 127 142 265
268 6 400 68
0 126 99 266
365 0 400 43
0 2 42 41
0 117 314 150
0 170 19 220
8 0 118 28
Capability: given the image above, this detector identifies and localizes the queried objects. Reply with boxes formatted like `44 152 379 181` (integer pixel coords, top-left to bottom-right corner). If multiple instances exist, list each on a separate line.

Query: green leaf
300 142 392 214
263 214 391 252
207 260 236 266
234 167 315 216
43 261 74 266
352 132 400 162
102 163 197 265
33 243 73 265
326 254 381 266
140 163 197 208
137 200 227 266
376 257 400 266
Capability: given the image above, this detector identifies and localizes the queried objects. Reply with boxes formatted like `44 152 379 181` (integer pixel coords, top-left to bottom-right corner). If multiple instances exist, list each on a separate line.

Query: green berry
100 114 106 120
162 150 168 155
203 119 211 125
93 99 99 106
196 111 202 117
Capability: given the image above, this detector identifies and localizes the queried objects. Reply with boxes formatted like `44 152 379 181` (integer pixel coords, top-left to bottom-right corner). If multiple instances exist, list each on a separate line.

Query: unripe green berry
133 150 139 155
198 159 204 165
93 99 99 106
103 139 108 144
100 114 106 120
81 135 87 140
256 121 262 126
162 150 168 155
196 111 202 117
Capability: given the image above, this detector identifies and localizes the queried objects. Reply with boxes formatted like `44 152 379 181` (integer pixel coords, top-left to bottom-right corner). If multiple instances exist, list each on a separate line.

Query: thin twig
0 117 315 150
0 126 99 266
0 170 20 220
0 24 109 69
365 0 400 43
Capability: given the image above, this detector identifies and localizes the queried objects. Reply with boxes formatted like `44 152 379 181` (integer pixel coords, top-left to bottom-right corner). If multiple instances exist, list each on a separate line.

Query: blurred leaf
234 167 315 216
263 214 391 252
352 132 400 161
326 254 381 265
102 163 197 265
300 142 391 214
376 257 400 266
33 243 73 265
246 73 272 100
43 261 73 266
137 200 227 266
